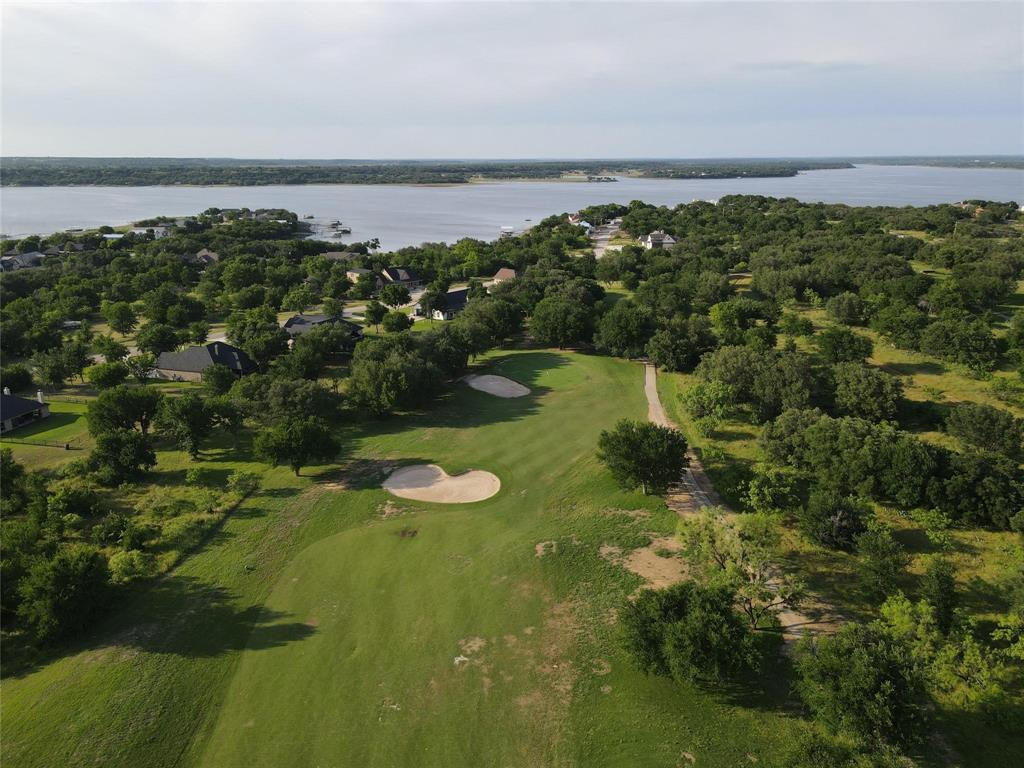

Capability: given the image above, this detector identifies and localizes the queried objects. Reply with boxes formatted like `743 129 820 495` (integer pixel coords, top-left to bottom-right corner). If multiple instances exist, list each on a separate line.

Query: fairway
2 351 802 768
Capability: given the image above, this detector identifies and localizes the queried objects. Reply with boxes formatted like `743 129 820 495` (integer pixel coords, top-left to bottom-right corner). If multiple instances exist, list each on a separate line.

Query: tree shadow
881 360 946 377
706 636 801 716
3 576 316 678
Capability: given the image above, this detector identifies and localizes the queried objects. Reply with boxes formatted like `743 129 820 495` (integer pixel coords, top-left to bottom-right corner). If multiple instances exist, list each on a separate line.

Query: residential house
414 287 470 321
1 392 50 434
346 267 383 290
154 342 257 382
490 267 518 285
129 225 171 239
641 230 676 250
380 267 422 289
0 251 44 272
320 251 357 263
193 248 220 266
282 314 364 351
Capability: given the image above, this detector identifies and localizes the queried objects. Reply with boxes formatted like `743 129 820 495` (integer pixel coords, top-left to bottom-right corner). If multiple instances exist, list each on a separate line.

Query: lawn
1 350 804 768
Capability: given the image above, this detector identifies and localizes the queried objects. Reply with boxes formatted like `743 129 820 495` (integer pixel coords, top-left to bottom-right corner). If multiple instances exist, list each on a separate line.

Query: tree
597 419 688 495
680 381 734 435
379 283 411 309
282 284 321 313
30 349 68 389
620 582 758 684
135 323 181 356
1 363 33 393
417 287 447 322
363 301 387 331
832 363 903 422
156 393 214 459
795 623 928 747
798 490 870 550
382 311 412 333
124 353 156 384
678 508 805 628
855 522 908 601
945 402 1021 459
744 463 800 515
87 385 163 436
226 306 289 370
16 544 110 642
92 334 129 362
593 299 652 358
202 363 237 396
816 326 873 364
88 428 157 484
83 361 129 390
826 292 865 326
347 336 443 415
920 555 957 634
101 301 137 335
351 271 378 299
530 296 593 349
186 320 210 345
254 418 340 476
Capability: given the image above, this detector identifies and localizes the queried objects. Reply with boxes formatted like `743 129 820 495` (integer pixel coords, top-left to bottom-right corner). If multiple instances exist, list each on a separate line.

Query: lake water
1 165 1021 249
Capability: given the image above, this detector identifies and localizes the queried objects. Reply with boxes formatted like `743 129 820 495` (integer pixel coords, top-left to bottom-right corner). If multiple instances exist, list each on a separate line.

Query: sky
1 1 1022 158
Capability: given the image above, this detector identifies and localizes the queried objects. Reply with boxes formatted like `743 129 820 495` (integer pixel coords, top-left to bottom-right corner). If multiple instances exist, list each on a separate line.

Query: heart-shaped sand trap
382 464 500 503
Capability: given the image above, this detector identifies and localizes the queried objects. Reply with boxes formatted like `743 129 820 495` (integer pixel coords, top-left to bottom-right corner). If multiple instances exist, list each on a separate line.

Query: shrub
108 549 155 584
855 523 908 601
798 490 870 550
16 544 111 642
816 327 873 364
227 470 261 497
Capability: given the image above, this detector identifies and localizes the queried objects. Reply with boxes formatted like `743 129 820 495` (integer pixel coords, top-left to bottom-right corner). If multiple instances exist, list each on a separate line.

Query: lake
2 165 1021 249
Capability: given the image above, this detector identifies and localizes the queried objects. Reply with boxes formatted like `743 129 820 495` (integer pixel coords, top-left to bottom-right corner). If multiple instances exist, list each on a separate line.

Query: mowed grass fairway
3 351 801 768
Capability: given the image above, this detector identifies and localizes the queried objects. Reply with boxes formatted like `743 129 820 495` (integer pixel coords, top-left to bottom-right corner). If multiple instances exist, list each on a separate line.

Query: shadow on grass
3 576 316 679
708 636 800 716
356 351 569 439
881 360 946 377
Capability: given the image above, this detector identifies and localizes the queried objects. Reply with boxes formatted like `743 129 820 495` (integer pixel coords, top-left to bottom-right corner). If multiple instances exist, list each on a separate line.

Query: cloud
2 1 1021 156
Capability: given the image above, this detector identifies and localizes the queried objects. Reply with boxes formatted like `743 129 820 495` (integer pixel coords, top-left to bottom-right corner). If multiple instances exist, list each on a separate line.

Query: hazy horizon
3 1 1021 159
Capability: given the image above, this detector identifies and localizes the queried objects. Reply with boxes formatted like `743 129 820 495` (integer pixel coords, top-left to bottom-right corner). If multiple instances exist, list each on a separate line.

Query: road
590 218 623 259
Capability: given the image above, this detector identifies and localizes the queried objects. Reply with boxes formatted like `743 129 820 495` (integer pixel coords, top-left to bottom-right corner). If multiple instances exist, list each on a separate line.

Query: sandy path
383 464 500 503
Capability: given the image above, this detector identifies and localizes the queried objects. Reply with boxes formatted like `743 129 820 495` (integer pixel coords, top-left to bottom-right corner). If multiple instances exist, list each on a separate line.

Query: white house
129 225 171 239
641 230 676 250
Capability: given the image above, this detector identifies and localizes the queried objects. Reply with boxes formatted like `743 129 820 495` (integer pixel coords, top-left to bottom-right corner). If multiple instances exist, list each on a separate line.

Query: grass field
2 350 805 768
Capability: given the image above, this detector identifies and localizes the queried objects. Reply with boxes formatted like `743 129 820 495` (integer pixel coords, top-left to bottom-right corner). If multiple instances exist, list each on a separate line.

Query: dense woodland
2 195 1023 765
0 158 853 186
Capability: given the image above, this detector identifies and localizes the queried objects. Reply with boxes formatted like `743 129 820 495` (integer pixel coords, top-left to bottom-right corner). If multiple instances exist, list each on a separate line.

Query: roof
283 314 363 337
444 288 470 313
156 342 256 374
346 267 372 275
1 394 45 421
646 230 676 243
194 248 220 262
321 251 356 261
492 267 517 281
381 266 420 283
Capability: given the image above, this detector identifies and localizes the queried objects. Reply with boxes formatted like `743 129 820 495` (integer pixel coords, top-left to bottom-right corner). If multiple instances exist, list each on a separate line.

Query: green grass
0 401 93 470
2 350 804 768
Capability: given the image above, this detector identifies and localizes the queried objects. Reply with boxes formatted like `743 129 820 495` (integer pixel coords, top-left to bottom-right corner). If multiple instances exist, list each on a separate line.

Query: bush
799 490 870 550
816 327 873 364
108 549 156 584
83 361 130 390
945 402 1021 458
832 363 903 422
227 470 261 497
621 582 758 684
795 623 928 747
16 544 111 642
920 555 957 634
855 523 908 601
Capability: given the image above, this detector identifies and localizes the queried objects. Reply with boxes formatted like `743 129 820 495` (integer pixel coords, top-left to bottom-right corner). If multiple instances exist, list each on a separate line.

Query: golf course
1 350 802 768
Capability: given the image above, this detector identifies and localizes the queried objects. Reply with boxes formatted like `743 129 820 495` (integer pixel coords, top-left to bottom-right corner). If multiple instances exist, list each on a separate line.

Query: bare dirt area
601 536 687 589
463 374 531 398
382 464 500 503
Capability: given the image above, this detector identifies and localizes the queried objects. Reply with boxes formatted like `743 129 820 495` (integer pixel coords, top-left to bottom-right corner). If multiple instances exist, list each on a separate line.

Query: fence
0 436 80 450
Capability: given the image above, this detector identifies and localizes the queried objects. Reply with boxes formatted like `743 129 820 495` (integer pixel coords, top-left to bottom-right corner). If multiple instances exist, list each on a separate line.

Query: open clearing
2 350 802 768
382 463 501 503
463 373 530 398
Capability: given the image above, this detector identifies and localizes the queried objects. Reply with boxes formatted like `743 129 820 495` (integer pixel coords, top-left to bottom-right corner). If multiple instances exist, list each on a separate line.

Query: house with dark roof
414 287 470 321
282 314 364 350
193 248 220 266
154 342 257 381
0 251 44 272
380 266 422 288
1 392 50 434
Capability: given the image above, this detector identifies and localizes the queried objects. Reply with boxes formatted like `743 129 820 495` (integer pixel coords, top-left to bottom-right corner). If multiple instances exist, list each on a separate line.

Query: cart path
642 362 843 645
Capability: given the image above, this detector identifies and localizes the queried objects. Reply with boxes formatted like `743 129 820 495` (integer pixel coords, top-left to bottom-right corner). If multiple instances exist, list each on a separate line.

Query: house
129 225 171 239
346 267 383 289
490 267 518 284
282 314 363 351
641 230 677 250
380 266 422 289
1 392 50 434
320 251 357 263
193 248 220 266
154 342 257 382
567 214 592 230
414 287 470 321
0 251 44 272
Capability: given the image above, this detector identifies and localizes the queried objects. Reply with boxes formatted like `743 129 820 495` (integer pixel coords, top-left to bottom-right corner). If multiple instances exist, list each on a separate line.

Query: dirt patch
464 374 530 398
460 636 487 655
608 536 687 590
591 658 611 676
535 540 558 558
383 464 500 503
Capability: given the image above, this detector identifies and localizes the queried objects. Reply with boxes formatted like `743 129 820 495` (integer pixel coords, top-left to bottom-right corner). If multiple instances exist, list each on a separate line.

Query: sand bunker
464 374 530 398
382 464 500 503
